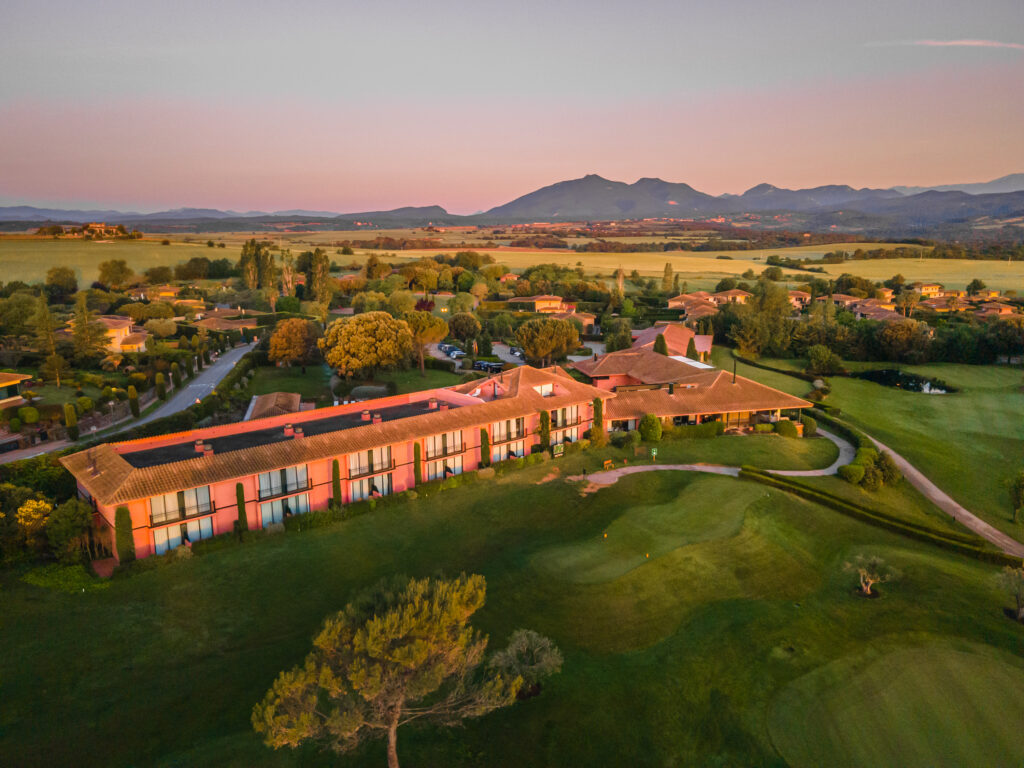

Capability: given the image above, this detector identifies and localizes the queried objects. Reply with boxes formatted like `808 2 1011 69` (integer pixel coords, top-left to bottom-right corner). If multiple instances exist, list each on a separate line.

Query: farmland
2 449 1022 768
5 234 1023 292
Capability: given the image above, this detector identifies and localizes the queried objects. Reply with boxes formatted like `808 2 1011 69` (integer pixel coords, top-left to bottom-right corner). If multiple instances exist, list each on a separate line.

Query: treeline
797 243 1024 265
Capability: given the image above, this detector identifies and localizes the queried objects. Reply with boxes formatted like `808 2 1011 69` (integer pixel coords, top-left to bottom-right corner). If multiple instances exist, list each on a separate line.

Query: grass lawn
715 350 1024 540
371 367 464 394
651 433 837 470
245 364 333 404
1 451 1022 768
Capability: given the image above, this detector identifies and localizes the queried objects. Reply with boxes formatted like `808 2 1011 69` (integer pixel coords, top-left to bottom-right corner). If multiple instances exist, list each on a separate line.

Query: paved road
133 342 253 427
867 435 1024 558
492 342 524 366
585 430 850 485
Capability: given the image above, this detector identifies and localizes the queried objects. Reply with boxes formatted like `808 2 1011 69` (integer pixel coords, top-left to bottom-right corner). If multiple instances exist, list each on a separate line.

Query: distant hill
735 183 903 212
484 174 729 220
892 173 1024 196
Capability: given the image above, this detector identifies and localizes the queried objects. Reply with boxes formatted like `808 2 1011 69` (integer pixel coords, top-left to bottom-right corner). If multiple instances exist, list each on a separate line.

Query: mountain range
2 174 1023 233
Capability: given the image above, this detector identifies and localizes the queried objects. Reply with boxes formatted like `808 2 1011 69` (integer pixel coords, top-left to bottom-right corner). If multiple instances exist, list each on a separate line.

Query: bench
602 459 614 470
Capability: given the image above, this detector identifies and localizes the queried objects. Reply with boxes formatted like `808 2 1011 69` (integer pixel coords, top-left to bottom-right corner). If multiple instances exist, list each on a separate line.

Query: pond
851 369 955 394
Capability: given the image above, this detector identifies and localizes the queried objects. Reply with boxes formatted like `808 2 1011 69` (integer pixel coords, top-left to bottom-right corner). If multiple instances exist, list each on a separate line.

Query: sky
1 0 1022 214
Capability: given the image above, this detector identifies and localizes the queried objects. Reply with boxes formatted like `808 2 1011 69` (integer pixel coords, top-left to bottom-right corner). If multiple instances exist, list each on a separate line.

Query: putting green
529 474 754 584
768 642 1024 768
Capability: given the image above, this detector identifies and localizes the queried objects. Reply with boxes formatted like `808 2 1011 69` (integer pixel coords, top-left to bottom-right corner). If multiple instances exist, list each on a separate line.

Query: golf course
1 438 1021 767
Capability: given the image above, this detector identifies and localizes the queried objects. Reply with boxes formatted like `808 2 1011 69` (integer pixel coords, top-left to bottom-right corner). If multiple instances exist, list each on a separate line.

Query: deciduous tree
269 318 321 368
46 498 92 563
404 311 448 376
251 574 528 768
449 312 481 342
844 554 897 596
514 317 579 366
319 312 413 378
98 259 134 289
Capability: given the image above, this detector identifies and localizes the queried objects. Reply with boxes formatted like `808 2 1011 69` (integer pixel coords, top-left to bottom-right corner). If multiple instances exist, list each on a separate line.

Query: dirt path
866 436 1024 558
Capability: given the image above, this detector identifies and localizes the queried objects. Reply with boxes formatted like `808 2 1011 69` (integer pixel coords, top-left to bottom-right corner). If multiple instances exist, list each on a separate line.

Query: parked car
448 349 466 359
472 360 504 373
510 347 525 359
437 343 453 353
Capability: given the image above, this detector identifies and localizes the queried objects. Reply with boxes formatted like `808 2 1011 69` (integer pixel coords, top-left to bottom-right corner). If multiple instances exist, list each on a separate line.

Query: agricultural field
1 449 1021 768
4 234 1021 292
715 350 1024 540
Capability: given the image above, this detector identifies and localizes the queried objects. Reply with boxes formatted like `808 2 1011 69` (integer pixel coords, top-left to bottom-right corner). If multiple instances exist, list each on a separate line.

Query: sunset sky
1 0 1022 214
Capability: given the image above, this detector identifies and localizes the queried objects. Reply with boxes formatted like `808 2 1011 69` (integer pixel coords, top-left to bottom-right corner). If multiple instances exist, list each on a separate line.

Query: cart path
866 435 1024 558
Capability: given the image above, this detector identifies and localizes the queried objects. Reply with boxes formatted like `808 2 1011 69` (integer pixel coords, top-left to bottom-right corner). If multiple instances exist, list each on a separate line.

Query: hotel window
258 465 308 499
260 493 310 528
551 405 579 429
149 486 211 525
350 473 392 502
551 427 578 446
153 516 214 555
424 431 462 459
348 446 391 477
426 455 462 481
492 417 524 442
492 440 525 464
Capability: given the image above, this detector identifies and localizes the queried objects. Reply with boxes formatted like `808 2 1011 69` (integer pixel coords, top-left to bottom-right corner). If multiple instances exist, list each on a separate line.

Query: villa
630 322 713 359
61 362 808 562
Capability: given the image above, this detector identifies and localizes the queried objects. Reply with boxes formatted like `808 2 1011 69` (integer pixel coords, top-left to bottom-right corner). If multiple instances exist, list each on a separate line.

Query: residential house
710 289 752 305
506 295 566 313
0 372 31 410
911 282 943 298
631 322 712 360
787 290 811 310
814 293 860 309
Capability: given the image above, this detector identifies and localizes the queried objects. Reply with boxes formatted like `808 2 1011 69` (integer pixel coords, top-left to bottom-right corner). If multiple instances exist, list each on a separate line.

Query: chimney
202 444 214 456
372 413 382 424
428 398 438 410
88 448 100 477
194 440 206 453
668 382 675 395
283 424 294 437
361 410 371 421
293 427 304 439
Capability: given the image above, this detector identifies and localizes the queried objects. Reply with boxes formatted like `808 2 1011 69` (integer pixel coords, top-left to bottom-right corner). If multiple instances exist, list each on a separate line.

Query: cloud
868 39 1024 51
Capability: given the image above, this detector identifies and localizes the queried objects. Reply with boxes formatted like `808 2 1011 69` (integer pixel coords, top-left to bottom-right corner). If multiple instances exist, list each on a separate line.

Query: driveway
427 343 464 370
492 342 524 366
133 342 253 427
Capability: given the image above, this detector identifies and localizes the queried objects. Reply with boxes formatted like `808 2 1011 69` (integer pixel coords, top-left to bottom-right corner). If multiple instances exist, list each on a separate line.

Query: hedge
800 414 818 437
738 468 1022 567
672 421 725 439
774 419 798 438
114 506 135 563
423 356 457 373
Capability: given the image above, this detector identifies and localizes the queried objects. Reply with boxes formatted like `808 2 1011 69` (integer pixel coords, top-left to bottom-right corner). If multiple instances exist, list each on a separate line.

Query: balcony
424 443 465 460
551 418 582 430
348 459 396 480
491 430 526 445
150 503 214 528
257 480 312 502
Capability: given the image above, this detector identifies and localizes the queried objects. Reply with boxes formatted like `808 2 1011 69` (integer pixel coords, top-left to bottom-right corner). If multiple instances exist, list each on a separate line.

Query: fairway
769 643 1024 768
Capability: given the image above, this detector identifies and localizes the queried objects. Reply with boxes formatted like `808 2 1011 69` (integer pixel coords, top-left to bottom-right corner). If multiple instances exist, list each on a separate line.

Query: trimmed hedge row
731 350 818 382
738 467 1022 567
669 421 726 439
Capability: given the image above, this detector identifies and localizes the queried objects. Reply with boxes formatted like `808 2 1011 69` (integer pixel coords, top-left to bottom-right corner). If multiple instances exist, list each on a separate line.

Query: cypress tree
413 443 422 485
128 385 139 417
653 333 669 356
332 459 342 507
686 336 698 359
155 372 167 401
479 428 490 468
63 402 79 441
115 506 135 563
538 410 550 449
184 354 195 378
235 483 249 532
590 397 606 448
171 361 182 388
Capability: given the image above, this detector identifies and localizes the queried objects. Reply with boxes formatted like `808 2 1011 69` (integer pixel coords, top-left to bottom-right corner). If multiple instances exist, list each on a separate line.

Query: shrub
479 428 490 467
638 414 662 442
800 415 817 437
9 417 21 432
838 464 865 484
861 463 883 491
235 483 248 532
76 396 94 414
754 423 774 433
17 406 39 425
477 466 496 480
46 498 92 563
877 452 902 485
155 372 167 401
63 403 79 441
115 506 135 563
171 362 182 388
128 386 139 417
774 420 798 438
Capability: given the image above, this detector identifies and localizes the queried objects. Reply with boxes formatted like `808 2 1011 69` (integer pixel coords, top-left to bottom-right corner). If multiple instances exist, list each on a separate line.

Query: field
715 349 1024 539
7 235 1021 292
245 364 334 404
1 442 1022 768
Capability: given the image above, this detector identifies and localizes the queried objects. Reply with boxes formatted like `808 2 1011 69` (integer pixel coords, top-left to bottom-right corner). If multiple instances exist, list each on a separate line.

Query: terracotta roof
572 348 706 385
631 323 711 356
248 392 302 420
97 315 134 330
0 371 32 387
119 332 148 347
61 366 609 506
788 290 811 298
606 372 810 420
713 289 752 298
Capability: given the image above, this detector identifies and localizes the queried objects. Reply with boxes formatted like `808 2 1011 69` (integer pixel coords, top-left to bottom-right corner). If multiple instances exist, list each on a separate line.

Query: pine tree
31 297 64 387
70 293 107 363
